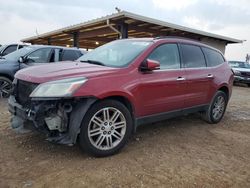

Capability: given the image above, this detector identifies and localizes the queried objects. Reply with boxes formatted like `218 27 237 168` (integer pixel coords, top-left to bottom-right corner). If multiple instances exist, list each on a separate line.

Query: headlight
233 70 241 76
30 77 87 98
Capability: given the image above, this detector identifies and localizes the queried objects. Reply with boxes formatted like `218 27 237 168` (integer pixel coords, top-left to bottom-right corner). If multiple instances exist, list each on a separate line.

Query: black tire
201 91 228 124
79 99 133 157
247 84 250 87
0 76 12 98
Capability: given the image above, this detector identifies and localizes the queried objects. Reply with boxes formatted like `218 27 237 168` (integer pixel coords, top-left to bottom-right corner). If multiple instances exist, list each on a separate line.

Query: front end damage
8 79 96 145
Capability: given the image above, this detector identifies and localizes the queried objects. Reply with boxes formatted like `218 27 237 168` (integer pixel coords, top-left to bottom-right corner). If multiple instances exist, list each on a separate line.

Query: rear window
202 47 225 67
181 44 206 68
61 50 81 61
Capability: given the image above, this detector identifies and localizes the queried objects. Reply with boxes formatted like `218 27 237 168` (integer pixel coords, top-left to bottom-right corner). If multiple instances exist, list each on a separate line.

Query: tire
0 76 12 98
79 99 133 157
202 91 228 124
247 84 250 87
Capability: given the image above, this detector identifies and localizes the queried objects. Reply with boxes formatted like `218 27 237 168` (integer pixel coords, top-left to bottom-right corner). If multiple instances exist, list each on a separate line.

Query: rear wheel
202 91 228 124
0 76 12 98
247 83 250 87
79 100 133 157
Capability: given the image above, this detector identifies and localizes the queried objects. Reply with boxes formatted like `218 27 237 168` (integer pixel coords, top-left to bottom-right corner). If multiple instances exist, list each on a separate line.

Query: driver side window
148 43 180 69
26 48 52 63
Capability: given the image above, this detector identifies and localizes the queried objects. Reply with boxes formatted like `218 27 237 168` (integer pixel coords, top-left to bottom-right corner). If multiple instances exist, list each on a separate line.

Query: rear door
137 43 187 116
180 44 212 108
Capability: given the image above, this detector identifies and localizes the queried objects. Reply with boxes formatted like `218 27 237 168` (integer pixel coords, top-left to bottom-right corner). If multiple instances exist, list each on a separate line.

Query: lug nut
104 122 108 126
108 131 111 134
101 127 105 130
109 122 112 125
111 127 114 130
103 131 107 135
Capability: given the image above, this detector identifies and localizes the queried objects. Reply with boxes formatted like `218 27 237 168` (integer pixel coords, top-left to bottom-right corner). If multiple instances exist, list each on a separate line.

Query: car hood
232 67 250 72
15 61 120 83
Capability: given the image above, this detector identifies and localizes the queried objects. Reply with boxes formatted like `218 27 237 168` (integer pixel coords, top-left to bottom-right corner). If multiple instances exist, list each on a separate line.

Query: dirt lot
0 86 250 188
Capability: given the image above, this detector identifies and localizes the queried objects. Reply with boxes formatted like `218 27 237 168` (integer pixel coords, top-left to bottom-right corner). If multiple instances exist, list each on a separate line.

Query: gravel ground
0 86 250 188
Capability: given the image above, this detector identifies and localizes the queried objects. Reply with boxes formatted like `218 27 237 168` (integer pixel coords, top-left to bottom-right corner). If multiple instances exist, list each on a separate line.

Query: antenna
35 28 39 36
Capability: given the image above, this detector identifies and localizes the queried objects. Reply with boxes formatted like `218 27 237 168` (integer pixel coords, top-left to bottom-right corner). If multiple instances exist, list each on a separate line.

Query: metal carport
21 11 242 53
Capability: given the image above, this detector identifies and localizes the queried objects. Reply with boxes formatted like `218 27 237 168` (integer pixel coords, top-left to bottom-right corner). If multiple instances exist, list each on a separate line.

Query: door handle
207 74 214 78
176 77 186 81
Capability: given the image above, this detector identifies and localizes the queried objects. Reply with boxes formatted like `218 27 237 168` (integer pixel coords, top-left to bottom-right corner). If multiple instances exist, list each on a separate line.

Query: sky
0 0 249 61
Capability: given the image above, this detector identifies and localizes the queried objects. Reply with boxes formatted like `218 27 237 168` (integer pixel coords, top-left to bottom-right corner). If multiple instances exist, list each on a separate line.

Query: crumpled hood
15 61 119 83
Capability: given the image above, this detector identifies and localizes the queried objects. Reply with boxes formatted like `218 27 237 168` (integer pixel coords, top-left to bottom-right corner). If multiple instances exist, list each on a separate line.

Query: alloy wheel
0 79 12 98
212 96 225 120
87 107 127 150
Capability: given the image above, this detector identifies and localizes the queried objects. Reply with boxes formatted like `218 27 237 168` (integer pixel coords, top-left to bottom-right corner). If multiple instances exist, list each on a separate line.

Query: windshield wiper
80 60 105 66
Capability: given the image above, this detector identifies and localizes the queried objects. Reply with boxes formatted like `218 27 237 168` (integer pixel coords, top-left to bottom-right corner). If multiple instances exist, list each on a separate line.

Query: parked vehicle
228 61 250 87
8 37 234 157
0 44 28 57
0 45 84 97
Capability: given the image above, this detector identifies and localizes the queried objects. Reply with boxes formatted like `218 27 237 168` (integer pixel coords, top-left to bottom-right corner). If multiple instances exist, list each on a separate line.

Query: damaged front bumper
8 95 96 145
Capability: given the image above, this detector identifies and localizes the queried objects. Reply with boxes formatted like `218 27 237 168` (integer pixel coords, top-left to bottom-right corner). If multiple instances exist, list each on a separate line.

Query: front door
136 43 187 117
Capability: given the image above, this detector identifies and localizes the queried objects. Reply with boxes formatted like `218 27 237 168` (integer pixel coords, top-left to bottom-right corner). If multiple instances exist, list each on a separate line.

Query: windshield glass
77 40 152 67
4 46 35 61
0 45 7 53
229 61 250 69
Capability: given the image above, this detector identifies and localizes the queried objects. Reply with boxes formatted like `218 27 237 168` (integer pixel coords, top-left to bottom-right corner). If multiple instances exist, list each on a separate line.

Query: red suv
9 37 234 157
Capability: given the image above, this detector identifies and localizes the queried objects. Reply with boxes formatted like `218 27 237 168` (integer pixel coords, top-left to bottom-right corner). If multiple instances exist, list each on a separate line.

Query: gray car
0 45 85 98
228 61 250 87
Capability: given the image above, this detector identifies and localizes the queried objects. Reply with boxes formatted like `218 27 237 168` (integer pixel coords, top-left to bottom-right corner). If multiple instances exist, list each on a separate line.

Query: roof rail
154 36 200 42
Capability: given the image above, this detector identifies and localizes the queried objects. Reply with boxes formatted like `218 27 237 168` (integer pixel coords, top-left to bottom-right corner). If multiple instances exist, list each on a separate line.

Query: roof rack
154 36 200 42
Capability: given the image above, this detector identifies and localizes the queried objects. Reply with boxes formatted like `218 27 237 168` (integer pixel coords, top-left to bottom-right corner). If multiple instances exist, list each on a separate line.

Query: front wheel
79 100 133 157
0 76 12 98
202 91 228 124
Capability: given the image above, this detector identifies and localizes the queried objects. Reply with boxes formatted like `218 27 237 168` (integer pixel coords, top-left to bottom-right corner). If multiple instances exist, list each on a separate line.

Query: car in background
8 37 233 157
228 61 250 87
0 45 84 98
0 44 28 57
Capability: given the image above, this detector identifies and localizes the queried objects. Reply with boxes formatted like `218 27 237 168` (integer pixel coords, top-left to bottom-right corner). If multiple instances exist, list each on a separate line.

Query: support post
118 22 128 39
73 32 79 48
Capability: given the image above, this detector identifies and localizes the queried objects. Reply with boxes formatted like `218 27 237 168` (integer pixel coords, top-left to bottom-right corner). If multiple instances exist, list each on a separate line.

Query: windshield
229 61 250 69
3 46 35 61
77 40 152 67
0 45 7 53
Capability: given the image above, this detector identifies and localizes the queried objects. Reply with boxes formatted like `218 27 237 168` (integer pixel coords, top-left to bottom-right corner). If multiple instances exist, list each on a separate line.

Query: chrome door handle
176 77 185 81
207 74 214 78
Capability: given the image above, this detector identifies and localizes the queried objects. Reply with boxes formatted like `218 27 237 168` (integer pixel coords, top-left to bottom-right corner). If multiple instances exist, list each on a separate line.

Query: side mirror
18 56 25 63
140 59 160 72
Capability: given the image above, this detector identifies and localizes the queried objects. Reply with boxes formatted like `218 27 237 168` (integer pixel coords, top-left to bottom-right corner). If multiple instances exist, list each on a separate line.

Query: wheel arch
0 73 13 81
218 85 229 101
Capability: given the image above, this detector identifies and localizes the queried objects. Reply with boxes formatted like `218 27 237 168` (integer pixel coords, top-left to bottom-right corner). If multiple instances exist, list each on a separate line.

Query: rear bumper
234 76 250 84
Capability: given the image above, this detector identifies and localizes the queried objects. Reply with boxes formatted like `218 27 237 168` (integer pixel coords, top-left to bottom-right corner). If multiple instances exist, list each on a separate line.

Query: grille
241 72 250 78
16 80 38 106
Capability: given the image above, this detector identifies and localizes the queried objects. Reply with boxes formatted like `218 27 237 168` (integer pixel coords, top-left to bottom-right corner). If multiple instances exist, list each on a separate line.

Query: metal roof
21 11 242 49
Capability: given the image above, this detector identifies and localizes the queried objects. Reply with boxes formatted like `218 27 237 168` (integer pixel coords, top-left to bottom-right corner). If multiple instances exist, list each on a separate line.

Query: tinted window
61 50 80 61
148 44 180 69
202 47 225 67
181 44 206 68
27 48 52 63
2 45 17 56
